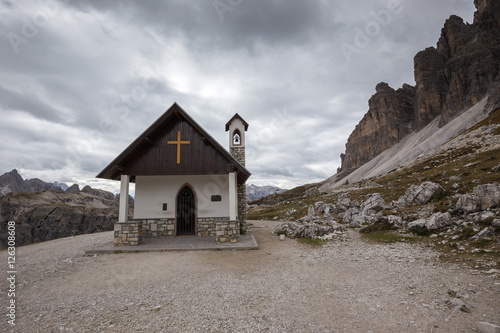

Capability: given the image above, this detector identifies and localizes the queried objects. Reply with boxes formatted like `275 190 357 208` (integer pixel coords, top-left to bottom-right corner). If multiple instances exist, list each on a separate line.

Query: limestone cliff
340 83 415 175
338 0 500 176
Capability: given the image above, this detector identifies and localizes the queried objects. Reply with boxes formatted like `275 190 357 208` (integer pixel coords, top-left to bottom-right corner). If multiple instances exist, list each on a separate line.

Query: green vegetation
360 230 420 243
458 227 475 240
297 237 328 247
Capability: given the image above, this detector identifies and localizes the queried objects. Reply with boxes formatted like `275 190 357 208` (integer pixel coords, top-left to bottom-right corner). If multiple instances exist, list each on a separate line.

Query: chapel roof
96 103 250 183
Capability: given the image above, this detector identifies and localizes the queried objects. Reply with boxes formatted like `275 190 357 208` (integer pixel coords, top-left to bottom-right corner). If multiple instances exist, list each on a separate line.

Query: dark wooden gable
96 103 250 183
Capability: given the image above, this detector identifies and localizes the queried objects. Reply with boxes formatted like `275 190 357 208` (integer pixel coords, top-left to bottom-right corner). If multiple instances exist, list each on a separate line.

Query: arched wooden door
176 185 196 236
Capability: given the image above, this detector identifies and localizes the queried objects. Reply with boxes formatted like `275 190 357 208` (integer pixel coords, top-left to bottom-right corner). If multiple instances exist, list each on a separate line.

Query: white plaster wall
134 174 232 219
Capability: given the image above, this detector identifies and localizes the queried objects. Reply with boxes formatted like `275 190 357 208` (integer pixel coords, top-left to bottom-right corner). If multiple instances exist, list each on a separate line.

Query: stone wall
138 217 231 238
114 221 142 246
141 218 175 238
215 220 239 243
230 147 245 166
237 183 247 229
230 146 247 230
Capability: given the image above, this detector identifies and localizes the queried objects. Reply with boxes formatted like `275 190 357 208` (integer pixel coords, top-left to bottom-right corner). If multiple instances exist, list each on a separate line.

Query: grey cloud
0 85 64 123
0 0 478 189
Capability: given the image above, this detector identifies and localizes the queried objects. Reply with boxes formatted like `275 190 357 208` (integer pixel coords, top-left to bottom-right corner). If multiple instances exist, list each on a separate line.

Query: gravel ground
1 220 499 332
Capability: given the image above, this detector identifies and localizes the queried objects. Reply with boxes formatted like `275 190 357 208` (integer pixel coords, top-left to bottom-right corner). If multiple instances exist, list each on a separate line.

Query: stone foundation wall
137 217 231 238
215 220 239 243
141 219 176 238
114 221 143 246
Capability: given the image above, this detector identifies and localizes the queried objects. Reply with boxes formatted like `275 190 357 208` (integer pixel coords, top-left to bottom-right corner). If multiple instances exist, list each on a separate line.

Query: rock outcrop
456 182 500 213
396 181 444 208
408 212 455 232
340 83 415 175
338 0 500 177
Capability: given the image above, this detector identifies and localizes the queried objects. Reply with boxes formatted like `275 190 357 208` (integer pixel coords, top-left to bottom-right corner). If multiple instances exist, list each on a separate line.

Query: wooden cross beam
167 131 190 164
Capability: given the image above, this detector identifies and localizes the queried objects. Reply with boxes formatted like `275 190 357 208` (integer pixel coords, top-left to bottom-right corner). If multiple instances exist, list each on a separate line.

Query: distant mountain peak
247 184 286 202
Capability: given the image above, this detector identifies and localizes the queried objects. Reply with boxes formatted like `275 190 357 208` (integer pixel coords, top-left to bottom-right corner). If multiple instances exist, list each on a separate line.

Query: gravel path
1 220 499 332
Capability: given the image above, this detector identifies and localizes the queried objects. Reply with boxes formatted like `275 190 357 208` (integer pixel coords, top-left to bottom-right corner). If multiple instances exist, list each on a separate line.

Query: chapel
96 103 250 246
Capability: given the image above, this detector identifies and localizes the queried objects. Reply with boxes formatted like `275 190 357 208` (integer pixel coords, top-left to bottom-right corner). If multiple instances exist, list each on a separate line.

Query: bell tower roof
225 113 249 132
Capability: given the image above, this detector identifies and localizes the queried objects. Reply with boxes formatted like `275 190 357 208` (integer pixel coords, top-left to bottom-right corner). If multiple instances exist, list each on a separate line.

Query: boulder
396 181 444 207
274 222 334 239
456 183 500 213
408 212 453 231
456 193 482 213
359 215 404 233
382 215 405 229
315 201 336 215
471 211 496 222
407 219 427 231
425 212 453 230
360 193 390 215
307 205 315 216
341 207 360 224
336 197 351 212
471 227 493 241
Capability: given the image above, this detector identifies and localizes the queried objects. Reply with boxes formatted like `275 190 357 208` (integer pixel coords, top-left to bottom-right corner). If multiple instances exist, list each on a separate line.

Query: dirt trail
1 220 499 332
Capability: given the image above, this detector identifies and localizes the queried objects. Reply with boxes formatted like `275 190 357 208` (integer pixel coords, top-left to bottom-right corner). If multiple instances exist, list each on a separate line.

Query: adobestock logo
339 0 410 64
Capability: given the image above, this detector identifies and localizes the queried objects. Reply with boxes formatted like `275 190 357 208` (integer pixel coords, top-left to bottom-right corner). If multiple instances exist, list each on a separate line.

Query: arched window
233 129 241 145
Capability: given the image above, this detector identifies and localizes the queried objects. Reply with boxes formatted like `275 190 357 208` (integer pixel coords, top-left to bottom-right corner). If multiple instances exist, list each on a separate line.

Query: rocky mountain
247 184 286 202
338 0 500 178
0 189 126 249
0 169 64 196
0 170 135 248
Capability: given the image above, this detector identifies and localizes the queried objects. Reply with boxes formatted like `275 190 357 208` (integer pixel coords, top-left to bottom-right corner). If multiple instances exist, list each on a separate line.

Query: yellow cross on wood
167 131 190 164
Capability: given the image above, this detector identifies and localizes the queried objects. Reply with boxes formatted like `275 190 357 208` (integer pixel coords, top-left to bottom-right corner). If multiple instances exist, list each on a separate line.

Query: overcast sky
0 0 476 192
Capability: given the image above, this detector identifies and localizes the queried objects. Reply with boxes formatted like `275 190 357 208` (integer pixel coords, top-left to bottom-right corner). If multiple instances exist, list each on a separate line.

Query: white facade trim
228 172 237 220
119 174 130 222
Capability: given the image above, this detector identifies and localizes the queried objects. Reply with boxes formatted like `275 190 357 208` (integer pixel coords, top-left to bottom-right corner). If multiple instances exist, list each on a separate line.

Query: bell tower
225 113 249 229
225 113 248 166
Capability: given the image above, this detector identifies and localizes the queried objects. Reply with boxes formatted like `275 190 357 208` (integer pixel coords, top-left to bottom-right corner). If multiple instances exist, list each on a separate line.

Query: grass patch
478 217 495 227
472 238 494 248
296 237 328 247
459 227 475 240
359 222 396 233
410 227 433 236
360 230 420 243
